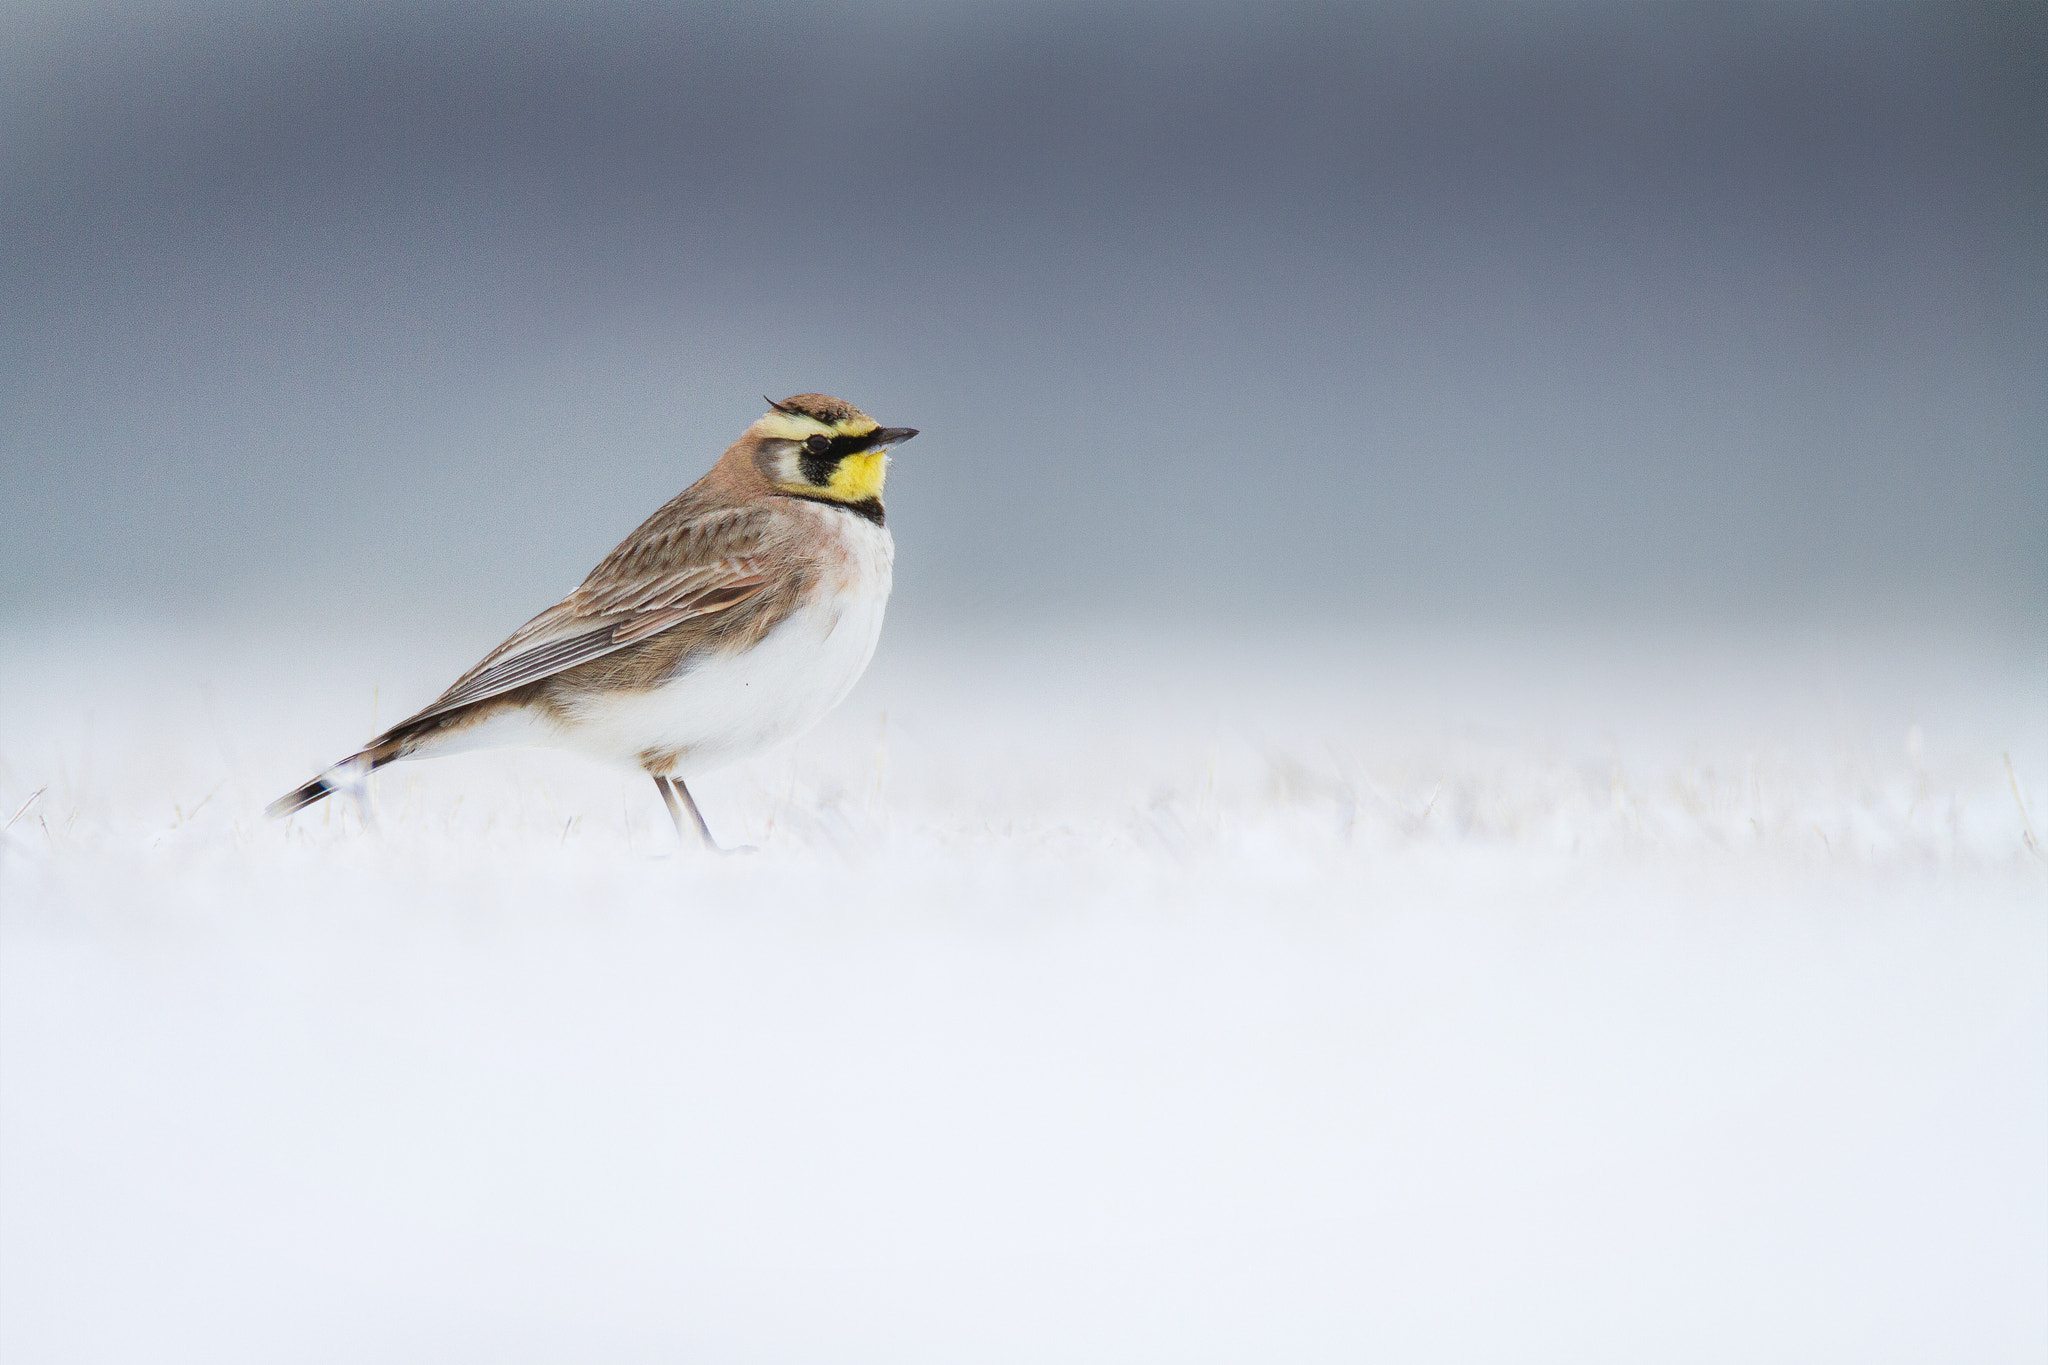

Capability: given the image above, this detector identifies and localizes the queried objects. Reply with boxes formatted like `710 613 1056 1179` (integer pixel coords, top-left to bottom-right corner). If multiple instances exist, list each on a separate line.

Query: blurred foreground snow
3 619 2044 1362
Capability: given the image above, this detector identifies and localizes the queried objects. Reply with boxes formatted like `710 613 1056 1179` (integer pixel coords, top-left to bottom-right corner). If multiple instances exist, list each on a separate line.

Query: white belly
555 524 893 777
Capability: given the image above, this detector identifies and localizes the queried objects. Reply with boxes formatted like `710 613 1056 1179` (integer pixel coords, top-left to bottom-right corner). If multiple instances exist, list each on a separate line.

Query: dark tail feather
266 770 348 819
266 739 405 819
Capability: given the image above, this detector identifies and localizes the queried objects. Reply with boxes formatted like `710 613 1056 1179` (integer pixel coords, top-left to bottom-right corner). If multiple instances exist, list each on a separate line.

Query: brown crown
769 393 868 425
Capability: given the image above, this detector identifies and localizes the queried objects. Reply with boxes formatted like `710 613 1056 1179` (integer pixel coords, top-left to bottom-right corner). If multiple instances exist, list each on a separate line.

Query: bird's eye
803 434 832 455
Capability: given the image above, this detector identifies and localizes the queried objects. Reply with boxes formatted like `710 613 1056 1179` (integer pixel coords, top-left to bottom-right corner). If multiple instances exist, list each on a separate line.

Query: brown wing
391 501 778 729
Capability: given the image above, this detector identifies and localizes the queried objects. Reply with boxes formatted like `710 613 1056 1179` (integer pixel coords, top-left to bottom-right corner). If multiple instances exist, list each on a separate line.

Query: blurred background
7 7 2047 1362
3 0 2042 637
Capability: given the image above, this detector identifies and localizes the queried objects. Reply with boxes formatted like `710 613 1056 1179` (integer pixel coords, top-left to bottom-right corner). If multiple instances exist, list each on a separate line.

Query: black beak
873 427 919 447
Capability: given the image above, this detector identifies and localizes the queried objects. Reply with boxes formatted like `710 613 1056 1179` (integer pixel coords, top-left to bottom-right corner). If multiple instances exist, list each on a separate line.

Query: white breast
556 511 894 778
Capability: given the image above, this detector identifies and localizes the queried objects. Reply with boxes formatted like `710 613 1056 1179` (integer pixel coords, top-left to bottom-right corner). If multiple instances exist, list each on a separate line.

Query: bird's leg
653 774 716 851
671 777 718 849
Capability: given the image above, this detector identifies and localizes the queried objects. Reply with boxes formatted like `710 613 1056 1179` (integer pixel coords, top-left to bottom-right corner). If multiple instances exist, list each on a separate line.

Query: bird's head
748 394 918 511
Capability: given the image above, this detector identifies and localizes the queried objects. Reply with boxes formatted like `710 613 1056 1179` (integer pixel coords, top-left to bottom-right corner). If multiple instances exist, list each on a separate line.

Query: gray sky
3 0 2042 632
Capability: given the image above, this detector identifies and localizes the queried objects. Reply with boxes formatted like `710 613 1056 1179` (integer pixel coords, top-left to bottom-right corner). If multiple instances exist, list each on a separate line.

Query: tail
266 738 405 819
269 694 499 819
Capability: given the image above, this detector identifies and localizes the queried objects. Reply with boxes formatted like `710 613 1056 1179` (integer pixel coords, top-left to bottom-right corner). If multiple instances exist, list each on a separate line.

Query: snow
3 618 2045 1362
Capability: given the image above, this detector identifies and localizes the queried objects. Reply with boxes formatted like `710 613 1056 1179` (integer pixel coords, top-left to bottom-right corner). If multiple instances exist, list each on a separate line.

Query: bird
268 393 919 849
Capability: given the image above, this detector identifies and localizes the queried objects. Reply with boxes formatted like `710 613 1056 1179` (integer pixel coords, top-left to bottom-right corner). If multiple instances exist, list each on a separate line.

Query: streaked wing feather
609 579 767 644
401 560 768 726
411 620 627 721
575 558 764 616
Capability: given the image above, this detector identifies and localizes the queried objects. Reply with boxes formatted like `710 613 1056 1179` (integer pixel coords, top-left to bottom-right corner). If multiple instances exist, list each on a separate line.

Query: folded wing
402 557 771 727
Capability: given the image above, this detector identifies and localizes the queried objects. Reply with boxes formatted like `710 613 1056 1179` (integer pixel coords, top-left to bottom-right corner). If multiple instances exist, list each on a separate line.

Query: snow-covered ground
3 618 2044 1362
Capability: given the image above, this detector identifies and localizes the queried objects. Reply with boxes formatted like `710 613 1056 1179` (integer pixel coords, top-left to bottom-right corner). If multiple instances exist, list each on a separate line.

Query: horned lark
269 394 918 849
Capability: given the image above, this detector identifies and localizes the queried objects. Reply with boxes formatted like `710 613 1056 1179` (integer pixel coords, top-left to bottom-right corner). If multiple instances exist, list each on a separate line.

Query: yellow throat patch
811 448 887 502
